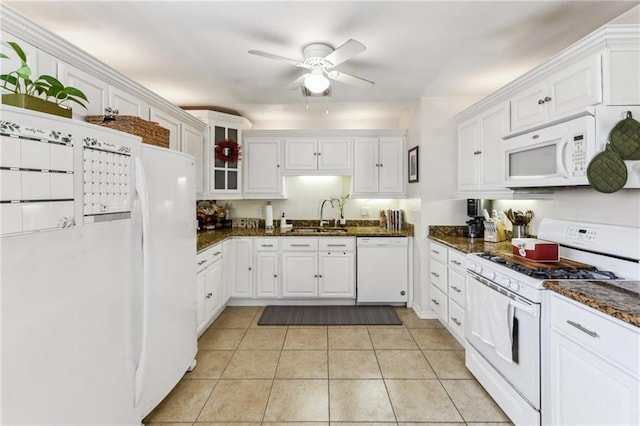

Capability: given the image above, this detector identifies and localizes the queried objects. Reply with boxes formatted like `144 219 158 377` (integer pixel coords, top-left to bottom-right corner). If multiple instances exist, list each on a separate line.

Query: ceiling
4 1 638 125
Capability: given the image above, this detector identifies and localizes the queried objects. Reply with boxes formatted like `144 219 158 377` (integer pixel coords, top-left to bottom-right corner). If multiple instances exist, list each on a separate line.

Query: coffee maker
465 199 492 238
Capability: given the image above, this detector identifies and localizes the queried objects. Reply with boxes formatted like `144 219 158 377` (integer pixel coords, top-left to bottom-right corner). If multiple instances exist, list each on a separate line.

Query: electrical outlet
361 207 370 217
256 208 263 217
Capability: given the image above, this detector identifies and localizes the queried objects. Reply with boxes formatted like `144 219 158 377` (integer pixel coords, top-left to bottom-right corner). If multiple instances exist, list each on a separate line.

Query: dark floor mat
257 305 402 326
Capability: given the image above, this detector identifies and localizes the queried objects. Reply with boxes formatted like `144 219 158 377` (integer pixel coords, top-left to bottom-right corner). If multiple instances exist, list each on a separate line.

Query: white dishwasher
356 237 408 304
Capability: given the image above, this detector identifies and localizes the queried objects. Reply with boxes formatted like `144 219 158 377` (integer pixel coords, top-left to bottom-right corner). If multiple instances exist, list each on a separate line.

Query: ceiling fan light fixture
304 70 330 93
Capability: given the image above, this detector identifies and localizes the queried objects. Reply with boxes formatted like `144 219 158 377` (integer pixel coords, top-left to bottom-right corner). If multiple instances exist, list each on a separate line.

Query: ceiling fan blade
323 39 366 67
285 74 308 90
248 50 309 68
327 70 375 89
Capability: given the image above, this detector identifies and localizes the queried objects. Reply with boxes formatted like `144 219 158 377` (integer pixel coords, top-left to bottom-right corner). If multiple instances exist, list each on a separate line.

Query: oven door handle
509 298 540 318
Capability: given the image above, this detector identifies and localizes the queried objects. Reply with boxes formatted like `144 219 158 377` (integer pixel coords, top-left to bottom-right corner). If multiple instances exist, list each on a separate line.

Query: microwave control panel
571 133 587 177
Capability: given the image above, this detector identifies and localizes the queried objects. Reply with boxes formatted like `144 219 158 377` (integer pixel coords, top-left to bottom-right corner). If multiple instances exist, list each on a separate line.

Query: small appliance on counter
465 199 492 238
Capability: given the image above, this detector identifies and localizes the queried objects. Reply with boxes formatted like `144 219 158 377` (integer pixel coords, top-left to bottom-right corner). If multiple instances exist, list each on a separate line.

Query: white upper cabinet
58 63 109 118
243 138 285 198
510 54 603 133
459 102 510 193
603 47 640 106
283 136 352 174
149 107 181 151
187 110 251 200
181 124 205 195
107 86 149 118
352 135 405 198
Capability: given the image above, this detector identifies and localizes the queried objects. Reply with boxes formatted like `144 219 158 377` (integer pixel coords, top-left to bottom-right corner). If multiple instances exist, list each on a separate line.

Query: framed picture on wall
408 146 419 183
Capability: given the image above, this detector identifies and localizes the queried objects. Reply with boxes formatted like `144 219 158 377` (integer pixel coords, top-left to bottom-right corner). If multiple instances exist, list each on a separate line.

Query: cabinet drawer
255 238 279 251
197 243 223 272
448 269 466 307
429 241 448 264
429 259 448 292
281 238 318 251
448 300 465 338
550 293 640 378
448 249 466 273
319 237 355 251
430 284 448 322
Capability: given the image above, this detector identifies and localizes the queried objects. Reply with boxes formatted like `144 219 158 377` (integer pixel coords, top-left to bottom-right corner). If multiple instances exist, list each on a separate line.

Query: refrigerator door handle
133 156 150 407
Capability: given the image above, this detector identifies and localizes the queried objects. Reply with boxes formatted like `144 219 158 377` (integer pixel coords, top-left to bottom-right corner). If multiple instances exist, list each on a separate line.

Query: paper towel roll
265 202 273 229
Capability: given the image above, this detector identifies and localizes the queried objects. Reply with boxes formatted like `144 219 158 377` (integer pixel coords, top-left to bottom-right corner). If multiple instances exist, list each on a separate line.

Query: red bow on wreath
214 139 242 163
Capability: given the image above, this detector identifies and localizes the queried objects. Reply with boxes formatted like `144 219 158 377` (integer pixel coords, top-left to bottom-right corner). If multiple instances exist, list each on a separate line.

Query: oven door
465 271 541 409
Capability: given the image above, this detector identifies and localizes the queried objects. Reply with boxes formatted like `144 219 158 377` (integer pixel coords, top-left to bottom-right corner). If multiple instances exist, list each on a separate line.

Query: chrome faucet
319 199 331 227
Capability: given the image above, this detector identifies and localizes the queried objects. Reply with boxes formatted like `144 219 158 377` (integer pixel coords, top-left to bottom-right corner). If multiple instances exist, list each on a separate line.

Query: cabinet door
378 136 404 194
204 260 222 317
458 119 479 190
182 124 205 195
211 125 241 195
549 330 639 426
243 138 283 197
256 252 279 298
352 137 379 194
430 284 448 322
317 137 352 172
284 137 317 171
150 108 181 151
281 252 318 297
604 49 640 105
108 86 149 118
548 54 602 120
318 251 355 298
479 103 509 189
58 63 108 118
510 82 547 132
230 239 253 298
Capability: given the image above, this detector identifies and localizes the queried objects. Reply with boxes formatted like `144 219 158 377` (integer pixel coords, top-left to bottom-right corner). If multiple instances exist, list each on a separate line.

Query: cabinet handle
197 259 207 265
476 150 482 155
291 244 310 247
314 274 318 278
566 320 599 338
317 152 321 156
327 244 347 247
538 99 545 105
431 249 440 254
274 274 278 278
248 267 252 271
431 298 440 306
451 260 461 265
319 274 323 278
451 286 461 292
261 244 274 247
276 164 280 168
213 251 222 256
379 163 383 167
206 293 213 299
450 317 462 326
431 272 440 278
544 96 552 102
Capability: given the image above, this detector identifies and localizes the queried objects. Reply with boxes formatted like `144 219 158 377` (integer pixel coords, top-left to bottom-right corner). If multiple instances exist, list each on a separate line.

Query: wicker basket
86 115 170 148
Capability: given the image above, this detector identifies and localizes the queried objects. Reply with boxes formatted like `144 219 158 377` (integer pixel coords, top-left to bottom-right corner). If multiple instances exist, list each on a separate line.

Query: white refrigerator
0 105 197 424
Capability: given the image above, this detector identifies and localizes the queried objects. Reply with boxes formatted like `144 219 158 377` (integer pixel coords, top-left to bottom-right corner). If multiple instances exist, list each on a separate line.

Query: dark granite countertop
544 280 640 328
198 225 413 252
427 225 513 254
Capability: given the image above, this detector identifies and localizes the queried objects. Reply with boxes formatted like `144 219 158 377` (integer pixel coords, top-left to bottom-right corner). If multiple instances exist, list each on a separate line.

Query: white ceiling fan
248 39 375 94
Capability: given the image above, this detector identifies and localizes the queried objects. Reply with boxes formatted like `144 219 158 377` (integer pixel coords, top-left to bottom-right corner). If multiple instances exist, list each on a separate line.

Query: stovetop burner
476 251 618 280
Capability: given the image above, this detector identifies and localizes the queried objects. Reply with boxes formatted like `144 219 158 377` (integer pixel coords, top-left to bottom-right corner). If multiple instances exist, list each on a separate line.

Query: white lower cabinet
196 242 224 336
255 238 280 298
280 237 355 299
428 240 466 346
227 238 254 298
546 293 639 426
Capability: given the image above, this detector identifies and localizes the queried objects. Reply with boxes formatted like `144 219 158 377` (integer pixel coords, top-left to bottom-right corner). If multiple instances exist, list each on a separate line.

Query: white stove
464 218 640 426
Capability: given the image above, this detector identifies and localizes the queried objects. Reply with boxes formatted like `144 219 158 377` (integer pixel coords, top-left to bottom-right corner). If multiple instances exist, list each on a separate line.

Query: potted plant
1 41 88 118
330 194 350 225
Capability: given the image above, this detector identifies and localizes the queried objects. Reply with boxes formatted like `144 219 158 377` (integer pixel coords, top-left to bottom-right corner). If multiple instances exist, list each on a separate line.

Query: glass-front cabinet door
211 125 240 194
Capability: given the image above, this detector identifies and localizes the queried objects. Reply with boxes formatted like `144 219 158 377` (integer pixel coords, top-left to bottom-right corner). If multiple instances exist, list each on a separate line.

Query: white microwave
504 116 596 188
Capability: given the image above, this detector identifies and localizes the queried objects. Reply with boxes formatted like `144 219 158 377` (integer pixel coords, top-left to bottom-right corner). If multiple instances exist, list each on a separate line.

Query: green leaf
38 74 64 89
7 41 27 63
15 64 32 81
62 86 88 101
0 53 10 59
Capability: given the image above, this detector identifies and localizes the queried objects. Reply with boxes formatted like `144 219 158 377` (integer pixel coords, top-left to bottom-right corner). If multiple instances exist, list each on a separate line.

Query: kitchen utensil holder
513 224 528 238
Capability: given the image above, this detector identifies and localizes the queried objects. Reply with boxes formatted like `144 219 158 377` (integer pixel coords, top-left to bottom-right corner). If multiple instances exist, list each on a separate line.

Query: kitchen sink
291 227 349 233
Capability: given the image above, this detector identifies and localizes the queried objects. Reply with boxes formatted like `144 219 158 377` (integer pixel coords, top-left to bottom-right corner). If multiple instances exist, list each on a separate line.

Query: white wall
225 176 400 222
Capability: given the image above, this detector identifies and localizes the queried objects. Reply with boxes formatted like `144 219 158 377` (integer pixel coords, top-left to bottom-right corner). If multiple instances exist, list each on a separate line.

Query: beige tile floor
144 306 512 425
